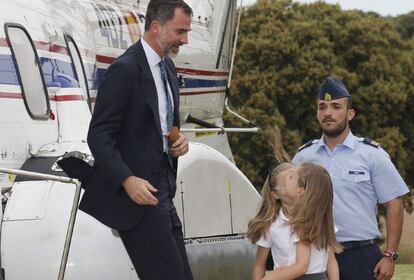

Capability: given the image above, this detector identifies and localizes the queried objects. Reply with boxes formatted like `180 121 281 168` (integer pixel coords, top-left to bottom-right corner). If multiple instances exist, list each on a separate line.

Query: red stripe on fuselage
50 95 85 101
2 36 228 77
0 92 22 99
180 89 226 96
1 36 96 59
96 54 114 64
33 41 69 55
176 68 228 76
94 54 229 77
0 88 225 101
0 92 84 102
0 38 9 47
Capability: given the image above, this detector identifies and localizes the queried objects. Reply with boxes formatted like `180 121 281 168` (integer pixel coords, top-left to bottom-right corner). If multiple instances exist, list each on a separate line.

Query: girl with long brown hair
248 129 341 280
248 161 308 280
249 162 342 280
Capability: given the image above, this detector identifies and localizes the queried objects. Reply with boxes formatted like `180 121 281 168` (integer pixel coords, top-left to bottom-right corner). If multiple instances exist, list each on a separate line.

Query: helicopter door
64 35 91 111
52 35 91 143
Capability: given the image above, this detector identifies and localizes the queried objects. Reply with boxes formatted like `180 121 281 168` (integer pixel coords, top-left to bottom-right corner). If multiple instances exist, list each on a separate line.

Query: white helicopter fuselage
0 0 261 279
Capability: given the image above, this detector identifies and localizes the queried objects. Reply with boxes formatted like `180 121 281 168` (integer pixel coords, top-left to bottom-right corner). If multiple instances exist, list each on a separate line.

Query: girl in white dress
248 161 342 280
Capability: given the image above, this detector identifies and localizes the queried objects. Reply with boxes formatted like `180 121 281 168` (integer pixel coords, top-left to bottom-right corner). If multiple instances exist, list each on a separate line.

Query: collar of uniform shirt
141 38 162 67
318 131 356 152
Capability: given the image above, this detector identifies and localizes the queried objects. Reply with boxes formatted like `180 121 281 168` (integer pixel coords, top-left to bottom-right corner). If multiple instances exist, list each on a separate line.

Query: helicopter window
65 35 91 110
5 24 50 120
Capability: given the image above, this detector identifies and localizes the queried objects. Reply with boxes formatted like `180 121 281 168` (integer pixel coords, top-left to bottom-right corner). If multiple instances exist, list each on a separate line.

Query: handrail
224 97 257 126
0 167 76 184
0 167 81 280
228 0 243 88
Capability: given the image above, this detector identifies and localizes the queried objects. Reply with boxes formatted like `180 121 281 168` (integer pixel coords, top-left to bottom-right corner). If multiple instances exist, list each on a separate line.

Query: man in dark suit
79 1 193 279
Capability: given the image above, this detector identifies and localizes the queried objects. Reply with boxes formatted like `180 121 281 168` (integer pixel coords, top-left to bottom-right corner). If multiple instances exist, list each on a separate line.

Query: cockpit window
65 35 91 110
5 23 50 120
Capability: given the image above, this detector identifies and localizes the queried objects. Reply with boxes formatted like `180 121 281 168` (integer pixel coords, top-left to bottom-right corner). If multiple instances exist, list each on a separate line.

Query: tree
225 0 413 212
394 11 414 40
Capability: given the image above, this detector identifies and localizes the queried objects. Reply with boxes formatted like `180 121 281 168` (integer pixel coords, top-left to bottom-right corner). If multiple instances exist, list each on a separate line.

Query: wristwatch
383 251 399 263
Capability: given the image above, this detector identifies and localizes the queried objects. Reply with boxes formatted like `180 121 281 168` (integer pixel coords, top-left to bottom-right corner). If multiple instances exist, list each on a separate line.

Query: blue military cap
318 77 350 101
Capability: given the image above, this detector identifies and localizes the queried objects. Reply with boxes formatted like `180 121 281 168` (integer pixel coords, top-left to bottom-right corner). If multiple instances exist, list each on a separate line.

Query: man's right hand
122 176 158 205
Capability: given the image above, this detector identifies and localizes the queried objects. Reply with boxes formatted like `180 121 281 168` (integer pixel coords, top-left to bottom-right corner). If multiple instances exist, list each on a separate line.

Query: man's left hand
373 257 394 280
169 132 189 157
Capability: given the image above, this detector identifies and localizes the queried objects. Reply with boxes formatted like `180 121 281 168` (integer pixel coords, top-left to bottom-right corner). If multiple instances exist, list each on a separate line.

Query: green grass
394 264 414 279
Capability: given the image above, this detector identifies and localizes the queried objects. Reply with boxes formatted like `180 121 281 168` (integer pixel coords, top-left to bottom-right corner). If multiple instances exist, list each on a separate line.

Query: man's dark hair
145 0 193 31
346 97 352 109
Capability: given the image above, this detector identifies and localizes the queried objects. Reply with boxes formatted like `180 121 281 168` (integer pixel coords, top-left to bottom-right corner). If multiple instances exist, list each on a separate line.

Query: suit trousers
335 243 382 280
119 154 193 280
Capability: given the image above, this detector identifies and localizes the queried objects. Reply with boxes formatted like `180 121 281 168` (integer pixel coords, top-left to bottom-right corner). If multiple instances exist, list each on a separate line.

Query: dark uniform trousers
335 244 382 280
119 154 193 280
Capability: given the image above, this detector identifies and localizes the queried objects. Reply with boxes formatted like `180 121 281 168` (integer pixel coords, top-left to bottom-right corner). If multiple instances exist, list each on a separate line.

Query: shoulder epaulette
298 139 317 152
362 137 380 148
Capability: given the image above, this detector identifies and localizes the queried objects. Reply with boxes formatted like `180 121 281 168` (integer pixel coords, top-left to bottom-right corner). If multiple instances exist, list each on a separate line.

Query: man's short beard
156 36 178 59
165 49 177 59
321 119 348 137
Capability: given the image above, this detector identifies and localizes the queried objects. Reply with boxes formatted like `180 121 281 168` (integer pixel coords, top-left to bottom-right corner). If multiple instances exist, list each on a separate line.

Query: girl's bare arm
252 246 270 280
327 246 339 280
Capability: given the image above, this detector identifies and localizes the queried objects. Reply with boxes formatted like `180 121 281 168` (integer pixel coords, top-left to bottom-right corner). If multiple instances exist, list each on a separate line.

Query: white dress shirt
141 38 175 152
257 208 328 274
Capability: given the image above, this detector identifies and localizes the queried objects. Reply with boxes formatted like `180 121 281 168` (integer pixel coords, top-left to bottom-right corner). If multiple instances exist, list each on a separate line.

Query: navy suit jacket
79 40 180 231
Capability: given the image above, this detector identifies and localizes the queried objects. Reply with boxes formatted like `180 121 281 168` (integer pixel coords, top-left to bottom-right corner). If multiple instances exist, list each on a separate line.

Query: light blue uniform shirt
292 131 409 242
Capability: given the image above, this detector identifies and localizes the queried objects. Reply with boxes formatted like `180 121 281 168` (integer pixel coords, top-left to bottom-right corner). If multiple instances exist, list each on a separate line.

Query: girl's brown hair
291 162 342 253
248 127 297 243
247 162 295 243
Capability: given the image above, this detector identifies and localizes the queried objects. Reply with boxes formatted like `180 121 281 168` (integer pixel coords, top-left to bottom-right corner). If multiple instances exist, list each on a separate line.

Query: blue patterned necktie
159 60 174 132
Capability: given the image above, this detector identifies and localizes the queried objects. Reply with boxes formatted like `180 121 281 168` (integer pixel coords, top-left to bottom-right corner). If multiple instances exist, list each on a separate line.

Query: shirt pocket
342 170 370 183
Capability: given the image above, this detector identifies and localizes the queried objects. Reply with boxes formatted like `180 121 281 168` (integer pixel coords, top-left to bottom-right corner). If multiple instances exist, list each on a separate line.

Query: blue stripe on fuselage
182 78 227 88
0 54 97 89
0 54 18 85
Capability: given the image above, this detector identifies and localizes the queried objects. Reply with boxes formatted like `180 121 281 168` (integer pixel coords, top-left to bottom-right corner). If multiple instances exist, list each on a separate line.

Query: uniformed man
292 77 409 280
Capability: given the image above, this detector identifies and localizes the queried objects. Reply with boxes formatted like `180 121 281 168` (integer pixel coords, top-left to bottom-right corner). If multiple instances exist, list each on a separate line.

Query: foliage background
224 0 413 212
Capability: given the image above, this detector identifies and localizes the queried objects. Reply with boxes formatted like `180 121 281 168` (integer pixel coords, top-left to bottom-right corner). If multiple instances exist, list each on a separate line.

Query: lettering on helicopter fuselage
92 3 129 49
121 10 142 43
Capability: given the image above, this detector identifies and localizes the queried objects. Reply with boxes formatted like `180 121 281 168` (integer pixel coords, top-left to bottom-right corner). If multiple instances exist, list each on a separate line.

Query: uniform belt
340 238 379 250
